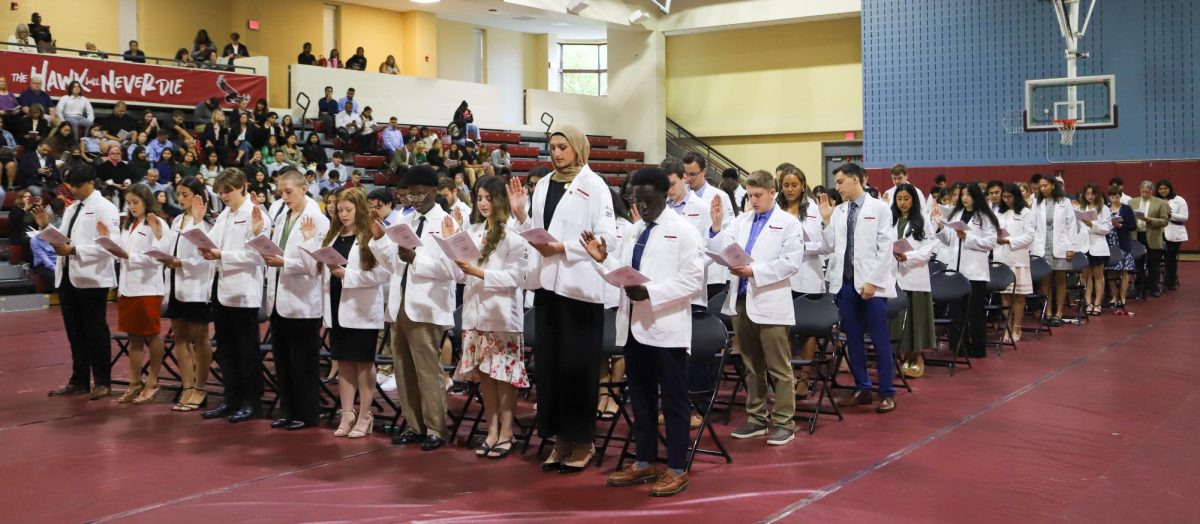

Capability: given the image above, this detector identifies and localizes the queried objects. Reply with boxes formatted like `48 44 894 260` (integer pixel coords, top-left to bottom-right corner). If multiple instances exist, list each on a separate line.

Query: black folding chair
1129 240 1148 303
707 291 746 423
1064 252 1090 324
925 269 972 376
929 258 948 275
790 294 844 434
1024 255 1054 337
593 309 630 466
985 262 1017 354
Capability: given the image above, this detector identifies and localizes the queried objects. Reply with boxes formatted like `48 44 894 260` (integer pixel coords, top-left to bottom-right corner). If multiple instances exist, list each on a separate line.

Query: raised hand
508 177 528 222
146 212 163 238
579 230 607 263
630 201 641 224
190 194 206 222
930 202 944 224
441 215 456 238
31 205 51 229
818 193 835 223
369 219 385 240
96 220 110 238
709 196 724 232
300 215 316 241
453 207 465 226
251 205 264 236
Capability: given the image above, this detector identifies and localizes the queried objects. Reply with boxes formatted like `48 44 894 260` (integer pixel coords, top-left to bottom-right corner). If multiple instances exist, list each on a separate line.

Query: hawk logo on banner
216 75 251 105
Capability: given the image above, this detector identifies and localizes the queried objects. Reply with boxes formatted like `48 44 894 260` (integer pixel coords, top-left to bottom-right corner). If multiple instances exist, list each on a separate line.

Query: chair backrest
886 286 908 319
929 258 948 275
707 290 733 330
988 262 1016 292
601 307 621 357
690 313 729 367
1069 252 1089 272
522 306 536 344
791 294 840 339
1130 240 1147 260
1108 239 1125 262
1029 255 1051 284
930 269 971 303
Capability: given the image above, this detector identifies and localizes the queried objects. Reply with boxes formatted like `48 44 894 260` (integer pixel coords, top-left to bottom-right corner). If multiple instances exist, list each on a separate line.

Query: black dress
163 227 212 323
328 234 378 362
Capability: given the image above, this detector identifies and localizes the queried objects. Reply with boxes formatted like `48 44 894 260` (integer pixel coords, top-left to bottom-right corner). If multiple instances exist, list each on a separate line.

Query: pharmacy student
447 175 532 459
199 168 267 423
930 182 998 359
581 167 703 497
889 183 937 378
776 166 824 396
262 168 330 431
102 184 167 404
816 163 898 413
368 166 458 451
1075 183 1112 316
35 164 121 400
508 125 617 472
994 183 1036 343
158 177 215 412
709 170 804 444
319 188 390 438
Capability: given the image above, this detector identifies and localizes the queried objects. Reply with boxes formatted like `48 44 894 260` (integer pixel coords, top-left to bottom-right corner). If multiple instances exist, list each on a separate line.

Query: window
559 43 607 96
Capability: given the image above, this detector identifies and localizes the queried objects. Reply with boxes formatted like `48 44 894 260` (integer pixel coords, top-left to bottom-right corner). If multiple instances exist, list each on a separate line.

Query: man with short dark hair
123 40 146 63
16 140 60 196
338 88 360 115
99 101 138 146
368 187 402 225
986 180 1004 214
1110 177 1132 204
346 47 368 71
682 152 733 298
882 163 925 208
297 42 316 65
223 32 249 60
34 163 121 399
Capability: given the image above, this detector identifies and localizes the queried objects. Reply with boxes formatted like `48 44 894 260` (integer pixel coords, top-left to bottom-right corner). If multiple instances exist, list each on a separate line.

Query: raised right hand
818 193 834 223
709 196 724 233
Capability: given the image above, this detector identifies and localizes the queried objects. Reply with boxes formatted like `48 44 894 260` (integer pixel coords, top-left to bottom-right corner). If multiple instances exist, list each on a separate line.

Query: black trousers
213 303 263 411
534 289 602 443
706 283 726 301
1164 240 1181 290
58 279 112 387
950 280 989 358
625 337 690 471
269 314 322 424
1136 232 1163 296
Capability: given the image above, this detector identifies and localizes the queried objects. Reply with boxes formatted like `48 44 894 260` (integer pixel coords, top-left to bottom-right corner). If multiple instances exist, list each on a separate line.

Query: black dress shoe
228 405 259 423
285 421 311 431
391 428 424 445
202 402 234 419
421 435 445 451
271 418 292 429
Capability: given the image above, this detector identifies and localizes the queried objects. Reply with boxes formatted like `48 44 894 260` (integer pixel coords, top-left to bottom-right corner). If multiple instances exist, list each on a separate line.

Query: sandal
117 383 144 404
487 439 515 459
475 438 495 457
596 393 617 421
133 384 161 404
178 388 208 411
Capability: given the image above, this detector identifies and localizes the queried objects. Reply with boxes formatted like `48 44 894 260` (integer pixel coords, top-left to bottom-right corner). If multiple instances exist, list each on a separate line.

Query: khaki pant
733 296 795 430
391 300 448 438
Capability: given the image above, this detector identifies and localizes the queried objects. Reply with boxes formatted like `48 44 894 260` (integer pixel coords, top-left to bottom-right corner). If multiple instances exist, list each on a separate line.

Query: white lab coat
936 208 998 282
265 198 330 319
994 207 1036 269
595 210 704 349
160 214 215 303
322 235 390 330
1032 197 1080 260
1077 205 1113 257
114 217 165 297
54 190 121 289
1165 196 1189 243
691 182 734 287
882 185 926 210
666 192 710 306
819 196 898 298
788 202 826 295
452 220 532 334
517 166 616 304
207 200 265 308
709 206 804 325
603 217 634 309
369 205 458 327
895 215 938 293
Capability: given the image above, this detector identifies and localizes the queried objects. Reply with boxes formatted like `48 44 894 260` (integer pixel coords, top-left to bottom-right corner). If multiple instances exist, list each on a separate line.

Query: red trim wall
867 160 1200 251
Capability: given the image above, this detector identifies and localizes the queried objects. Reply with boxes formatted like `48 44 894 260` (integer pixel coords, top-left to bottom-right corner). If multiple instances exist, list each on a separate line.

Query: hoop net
1054 118 1077 146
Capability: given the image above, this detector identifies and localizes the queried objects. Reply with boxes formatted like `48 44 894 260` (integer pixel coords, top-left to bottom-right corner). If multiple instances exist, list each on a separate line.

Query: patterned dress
456 330 529 388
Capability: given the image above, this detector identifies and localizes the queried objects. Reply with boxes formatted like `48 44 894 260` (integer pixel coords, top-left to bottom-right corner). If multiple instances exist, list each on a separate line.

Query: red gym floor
2 266 1198 523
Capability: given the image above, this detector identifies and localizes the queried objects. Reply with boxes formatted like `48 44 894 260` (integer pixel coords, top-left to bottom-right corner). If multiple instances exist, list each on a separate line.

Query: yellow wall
138 0 232 60
437 20 476 82
0 0 120 53
666 17 863 184
338 5 406 74
401 11 438 79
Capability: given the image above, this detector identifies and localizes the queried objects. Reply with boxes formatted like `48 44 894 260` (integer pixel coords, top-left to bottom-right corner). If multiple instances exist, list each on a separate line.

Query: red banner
0 50 267 108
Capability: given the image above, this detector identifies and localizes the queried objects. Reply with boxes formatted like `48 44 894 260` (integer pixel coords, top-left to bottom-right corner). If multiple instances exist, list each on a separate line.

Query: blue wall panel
863 0 1199 168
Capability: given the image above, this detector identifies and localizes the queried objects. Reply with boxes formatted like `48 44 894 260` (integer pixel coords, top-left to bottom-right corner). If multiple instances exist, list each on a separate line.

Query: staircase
666 117 749 180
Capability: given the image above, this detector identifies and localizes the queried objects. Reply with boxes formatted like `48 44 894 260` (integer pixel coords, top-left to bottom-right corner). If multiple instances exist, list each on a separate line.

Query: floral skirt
455 330 529 388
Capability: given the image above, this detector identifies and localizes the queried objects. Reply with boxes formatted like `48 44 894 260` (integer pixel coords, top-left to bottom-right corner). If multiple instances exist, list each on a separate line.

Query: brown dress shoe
48 384 90 397
836 390 873 407
650 469 689 497
89 385 112 400
608 463 659 487
876 396 896 413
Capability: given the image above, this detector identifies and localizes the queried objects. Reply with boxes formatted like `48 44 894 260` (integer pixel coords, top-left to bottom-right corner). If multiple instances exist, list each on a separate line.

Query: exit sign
247 19 260 30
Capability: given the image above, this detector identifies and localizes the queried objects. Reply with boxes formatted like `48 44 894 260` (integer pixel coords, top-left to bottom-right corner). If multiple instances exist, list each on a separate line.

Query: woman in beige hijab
509 125 617 473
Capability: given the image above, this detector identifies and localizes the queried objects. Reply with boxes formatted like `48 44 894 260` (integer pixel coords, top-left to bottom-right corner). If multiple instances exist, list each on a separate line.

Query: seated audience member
174 48 195 67
8 23 36 52
452 101 480 144
245 150 267 181
379 55 400 74
45 121 78 160
489 144 512 173
194 97 222 127
320 48 342 68
345 47 368 71
1 118 16 187
6 189 37 257
335 105 362 146
28 13 53 52
17 103 51 151
316 86 339 135
80 124 104 163
303 131 328 166
99 101 138 148
80 41 108 59
157 190 182 218
164 110 189 143
136 109 160 136
18 76 54 118
223 32 249 60
357 107 379 153
0 77 19 120
326 151 349 181
343 169 363 189
123 40 146 63
175 150 200 180
191 29 214 62
320 169 343 193
29 199 62 281
267 150 290 177
382 118 404 158
153 149 177 183
200 110 230 160
257 112 282 148
127 146 150 185
413 141 429 166
280 115 296 139
389 139 415 176
231 112 257 165
146 129 174 163
338 88 360 116
16 141 61 196
280 134 304 168
297 42 317 65
260 134 281 164
199 149 223 184
252 99 270 125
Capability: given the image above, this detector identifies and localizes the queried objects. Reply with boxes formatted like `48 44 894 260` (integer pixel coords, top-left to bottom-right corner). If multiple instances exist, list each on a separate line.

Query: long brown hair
122 184 161 230
322 187 377 271
469 175 510 264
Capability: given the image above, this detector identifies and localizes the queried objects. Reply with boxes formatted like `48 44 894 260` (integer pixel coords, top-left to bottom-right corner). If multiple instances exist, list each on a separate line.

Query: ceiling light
410 0 440 4
550 22 571 27
628 9 650 25
567 0 590 15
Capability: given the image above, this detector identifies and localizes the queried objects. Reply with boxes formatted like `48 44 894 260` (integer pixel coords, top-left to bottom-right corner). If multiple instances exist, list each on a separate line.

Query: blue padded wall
863 0 1199 168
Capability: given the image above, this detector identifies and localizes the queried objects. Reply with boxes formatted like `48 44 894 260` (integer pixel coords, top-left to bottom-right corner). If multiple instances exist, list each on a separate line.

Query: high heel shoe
117 383 144 404
334 411 357 437
132 384 161 404
348 411 374 438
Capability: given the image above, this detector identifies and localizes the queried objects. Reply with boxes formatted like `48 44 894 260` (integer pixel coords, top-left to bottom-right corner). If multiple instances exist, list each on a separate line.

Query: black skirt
329 326 379 363
163 296 211 323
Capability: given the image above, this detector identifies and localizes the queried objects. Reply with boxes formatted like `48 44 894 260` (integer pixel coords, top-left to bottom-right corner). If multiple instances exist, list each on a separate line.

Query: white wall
607 27 666 162
525 89 616 136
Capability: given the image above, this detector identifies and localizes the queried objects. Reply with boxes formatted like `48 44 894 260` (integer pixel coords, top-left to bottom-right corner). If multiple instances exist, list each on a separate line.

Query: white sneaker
380 375 397 393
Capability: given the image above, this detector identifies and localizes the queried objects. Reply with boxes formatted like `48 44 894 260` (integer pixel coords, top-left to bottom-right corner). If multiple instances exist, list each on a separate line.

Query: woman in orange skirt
98 184 168 404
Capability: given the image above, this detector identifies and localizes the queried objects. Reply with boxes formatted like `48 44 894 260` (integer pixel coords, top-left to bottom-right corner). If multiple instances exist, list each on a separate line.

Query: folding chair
1024 255 1054 337
592 308 630 466
1128 240 1147 303
791 294 844 434
1063 252 1090 324
706 291 746 423
929 258 948 275
925 269 972 376
985 262 1017 354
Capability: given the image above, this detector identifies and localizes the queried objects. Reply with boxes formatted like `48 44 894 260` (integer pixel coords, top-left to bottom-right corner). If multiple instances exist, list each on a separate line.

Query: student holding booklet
158 177 216 412
101 184 168 404
581 167 703 497
263 168 330 431
446 175 532 459
198 168 268 423
708 170 803 445
932 182 999 359
995 183 1036 342
889 184 937 378
1074 183 1112 316
316 188 390 438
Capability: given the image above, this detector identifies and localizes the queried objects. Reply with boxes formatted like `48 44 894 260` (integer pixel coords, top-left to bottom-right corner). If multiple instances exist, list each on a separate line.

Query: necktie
62 201 84 280
400 216 426 291
631 221 655 271
278 209 295 250
843 201 859 282
738 213 769 295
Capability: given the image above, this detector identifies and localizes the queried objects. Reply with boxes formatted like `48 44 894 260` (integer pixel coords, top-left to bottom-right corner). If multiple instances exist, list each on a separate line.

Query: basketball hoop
1053 118 1077 146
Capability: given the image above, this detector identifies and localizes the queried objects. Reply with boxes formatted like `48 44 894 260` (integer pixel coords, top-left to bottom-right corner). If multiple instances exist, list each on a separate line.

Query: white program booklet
384 223 423 249
892 239 914 255
600 265 650 288
247 234 284 258
181 227 218 251
1074 209 1098 222
36 225 70 246
433 231 482 262
95 236 129 259
519 227 558 245
300 246 348 266
143 249 177 263
946 220 969 232
705 243 753 268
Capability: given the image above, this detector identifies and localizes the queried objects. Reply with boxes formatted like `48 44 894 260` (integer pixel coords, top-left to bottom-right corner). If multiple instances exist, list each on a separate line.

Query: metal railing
2 41 258 73
666 117 749 180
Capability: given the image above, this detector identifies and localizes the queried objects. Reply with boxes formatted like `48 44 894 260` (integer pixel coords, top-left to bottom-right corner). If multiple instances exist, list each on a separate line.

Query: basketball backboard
1024 74 1117 131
